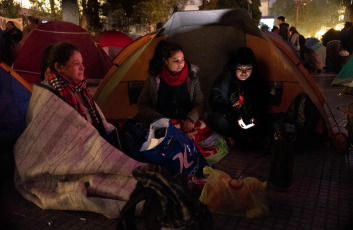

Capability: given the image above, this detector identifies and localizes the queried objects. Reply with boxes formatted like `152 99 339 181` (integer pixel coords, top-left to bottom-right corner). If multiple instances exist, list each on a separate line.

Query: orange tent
94 9 333 137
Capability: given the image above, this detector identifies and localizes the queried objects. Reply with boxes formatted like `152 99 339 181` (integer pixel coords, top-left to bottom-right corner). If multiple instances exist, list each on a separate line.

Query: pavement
1 72 353 230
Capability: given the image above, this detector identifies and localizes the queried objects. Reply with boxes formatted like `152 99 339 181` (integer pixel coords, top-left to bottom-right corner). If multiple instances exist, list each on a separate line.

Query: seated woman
208 47 270 149
13 42 144 218
137 40 205 133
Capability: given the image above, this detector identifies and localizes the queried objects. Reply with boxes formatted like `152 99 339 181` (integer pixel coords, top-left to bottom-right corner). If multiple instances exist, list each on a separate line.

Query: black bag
117 164 214 230
287 93 328 150
115 118 150 162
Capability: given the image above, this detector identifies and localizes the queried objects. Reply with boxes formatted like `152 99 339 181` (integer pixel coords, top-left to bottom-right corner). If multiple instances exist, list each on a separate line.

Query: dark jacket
340 28 353 54
322 29 340 46
279 22 289 41
209 68 269 125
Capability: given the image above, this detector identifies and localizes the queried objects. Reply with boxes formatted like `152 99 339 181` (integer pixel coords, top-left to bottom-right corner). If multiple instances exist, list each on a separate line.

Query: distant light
14 0 31 8
259 17 274 30
315 27 327 40
335 23 344 31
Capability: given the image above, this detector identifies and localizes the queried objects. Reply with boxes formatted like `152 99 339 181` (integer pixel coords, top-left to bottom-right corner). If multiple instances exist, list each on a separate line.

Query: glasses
236 65 253 73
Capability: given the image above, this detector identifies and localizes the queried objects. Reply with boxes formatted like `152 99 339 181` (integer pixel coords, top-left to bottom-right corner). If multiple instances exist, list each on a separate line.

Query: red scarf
44 68 100 127
160 62 188 86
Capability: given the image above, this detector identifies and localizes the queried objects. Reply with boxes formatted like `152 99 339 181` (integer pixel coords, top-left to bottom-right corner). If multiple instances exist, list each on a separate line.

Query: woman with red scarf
137 41 205 133
41 42 114 139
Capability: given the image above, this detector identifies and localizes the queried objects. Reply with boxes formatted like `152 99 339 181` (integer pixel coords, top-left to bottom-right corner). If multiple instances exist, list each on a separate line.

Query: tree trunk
62 0 79 25
81 0 89 30
49 0 56 16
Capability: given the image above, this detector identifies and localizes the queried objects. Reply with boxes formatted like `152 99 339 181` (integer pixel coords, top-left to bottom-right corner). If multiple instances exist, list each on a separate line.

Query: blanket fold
14 84 144 218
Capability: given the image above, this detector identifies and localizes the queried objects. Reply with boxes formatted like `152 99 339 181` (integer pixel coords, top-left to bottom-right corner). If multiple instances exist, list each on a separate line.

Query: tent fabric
94 30 134 60
0 62 31 143
94 30 133 49
13 21 112 84
94 33 157 120
94 9 332 137
263 32 331 136
331 56 353 87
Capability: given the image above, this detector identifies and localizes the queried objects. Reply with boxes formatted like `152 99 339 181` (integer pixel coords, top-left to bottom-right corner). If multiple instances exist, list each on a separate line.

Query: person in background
271 26 279 34
22 16 39 37
302 46 324 74
322 28 341 73
3 21 22 66
289 26 300 54
340 21 353 55
208 47 270 149
277 16 289 41
137 40 205 134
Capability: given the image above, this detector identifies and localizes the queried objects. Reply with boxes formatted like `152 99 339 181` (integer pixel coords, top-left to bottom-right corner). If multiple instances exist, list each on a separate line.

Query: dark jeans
326 41 342 73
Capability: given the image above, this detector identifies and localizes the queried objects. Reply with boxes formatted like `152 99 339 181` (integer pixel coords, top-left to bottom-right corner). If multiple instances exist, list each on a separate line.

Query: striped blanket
14 84 144 218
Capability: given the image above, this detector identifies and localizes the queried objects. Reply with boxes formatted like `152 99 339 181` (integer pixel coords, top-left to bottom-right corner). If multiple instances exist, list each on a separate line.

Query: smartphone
241 123 255 129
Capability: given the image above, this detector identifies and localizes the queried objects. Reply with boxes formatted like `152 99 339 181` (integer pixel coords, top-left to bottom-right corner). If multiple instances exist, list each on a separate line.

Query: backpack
116 164 214 230
286 93 329 150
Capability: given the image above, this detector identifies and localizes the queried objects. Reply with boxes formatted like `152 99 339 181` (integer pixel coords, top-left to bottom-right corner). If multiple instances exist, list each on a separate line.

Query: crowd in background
272 16 353 74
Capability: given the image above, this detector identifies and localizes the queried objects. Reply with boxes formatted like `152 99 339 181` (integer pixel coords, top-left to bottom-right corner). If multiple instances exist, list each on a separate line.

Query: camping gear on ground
14 21 112 85
116 117 150 162
117 164 214 230
269 119 296 192
14 84 144 218
170 118 229 164
140 118 209 177
287 93 329 151
199 166 269 218
199 132 229 164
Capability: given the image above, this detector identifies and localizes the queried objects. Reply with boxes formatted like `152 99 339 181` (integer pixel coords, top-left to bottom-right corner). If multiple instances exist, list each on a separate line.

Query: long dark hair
148 40 184 76
39 44 54 80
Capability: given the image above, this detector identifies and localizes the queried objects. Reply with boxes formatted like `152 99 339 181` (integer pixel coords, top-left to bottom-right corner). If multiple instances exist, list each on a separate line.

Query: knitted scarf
160 62 188 86
44 68 100 128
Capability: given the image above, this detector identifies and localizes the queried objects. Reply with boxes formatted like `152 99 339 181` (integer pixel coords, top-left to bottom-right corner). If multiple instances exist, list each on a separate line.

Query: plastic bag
140 118 209 177
199 166 269 218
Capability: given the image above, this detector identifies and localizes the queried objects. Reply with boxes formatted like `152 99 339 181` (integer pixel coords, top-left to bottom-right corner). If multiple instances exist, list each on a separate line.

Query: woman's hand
182 119 195 133
238 118 256 129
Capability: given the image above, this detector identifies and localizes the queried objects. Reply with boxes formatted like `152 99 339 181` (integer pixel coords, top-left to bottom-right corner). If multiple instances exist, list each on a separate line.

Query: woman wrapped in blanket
40 42 115 139
208 47 270 149
13 42 147 218
14 42 213 225
137 40 205 133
